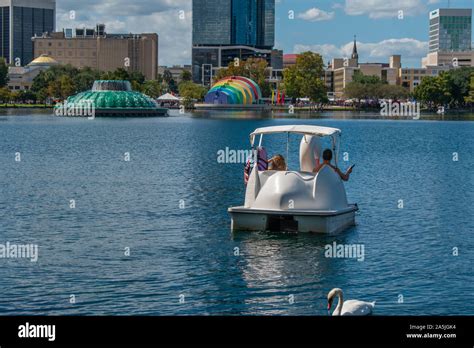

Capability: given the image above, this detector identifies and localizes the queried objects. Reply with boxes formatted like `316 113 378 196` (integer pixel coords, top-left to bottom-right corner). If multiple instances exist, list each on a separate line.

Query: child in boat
313 149 353 181
268 154 287 171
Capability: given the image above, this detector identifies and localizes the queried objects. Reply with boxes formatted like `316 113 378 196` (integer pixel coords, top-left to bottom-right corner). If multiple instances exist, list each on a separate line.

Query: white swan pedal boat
228 125 358 234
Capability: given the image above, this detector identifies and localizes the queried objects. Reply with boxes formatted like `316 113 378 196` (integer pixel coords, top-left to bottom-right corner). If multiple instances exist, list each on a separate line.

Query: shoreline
2 103 473 114
0 104 50 109
1 105 473 119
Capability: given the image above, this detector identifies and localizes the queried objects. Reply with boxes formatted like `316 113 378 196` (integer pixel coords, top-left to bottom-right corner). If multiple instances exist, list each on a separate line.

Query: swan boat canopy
228 125 358 233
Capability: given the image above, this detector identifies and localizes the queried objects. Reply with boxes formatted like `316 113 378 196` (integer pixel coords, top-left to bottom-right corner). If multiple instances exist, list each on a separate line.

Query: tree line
0 57 206 105
413 67 473 109
343 71 410 105
217 52 473 109
1 54 473 109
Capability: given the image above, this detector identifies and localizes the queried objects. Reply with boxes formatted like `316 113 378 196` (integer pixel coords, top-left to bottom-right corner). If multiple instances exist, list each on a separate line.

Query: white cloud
293 38 428 65
297 8 335 22
344 0 427 19
56 0 191 66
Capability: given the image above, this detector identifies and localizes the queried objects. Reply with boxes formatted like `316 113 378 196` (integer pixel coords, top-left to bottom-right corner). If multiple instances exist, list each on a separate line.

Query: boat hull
228 205 357 234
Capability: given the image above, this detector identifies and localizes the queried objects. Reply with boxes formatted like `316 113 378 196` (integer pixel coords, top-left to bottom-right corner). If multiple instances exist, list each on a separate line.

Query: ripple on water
0 114 473 315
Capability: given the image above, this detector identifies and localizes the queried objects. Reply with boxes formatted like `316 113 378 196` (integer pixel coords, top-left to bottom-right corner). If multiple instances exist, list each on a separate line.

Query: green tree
163 70 173 84
10 90 22 103
58 75 75 99
0 58 9 87
178 81 207 100
344 82 366 103
17 89 37 103
282 51 327 102
129 70 145 85
0 87 11 103
282 66 297 98
178 81 208 109
32 64 78 100
344 70 392 103
101 67 130 80
168 79 178 94
441 67 472 107
74 67 101 92
131 80 143 92
142 80 163 98
413 76 448 108
464 72 474 104
180 70 192 82
46 79 62 100
413 67 473 108
215 58 271 97
32 65 73 91
31 70 49 93
156 73 164 84
36 89 48 104
378 84 409 100
215 61 246 80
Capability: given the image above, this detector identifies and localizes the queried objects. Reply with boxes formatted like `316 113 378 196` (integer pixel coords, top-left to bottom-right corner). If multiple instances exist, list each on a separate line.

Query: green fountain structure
60 80 168 117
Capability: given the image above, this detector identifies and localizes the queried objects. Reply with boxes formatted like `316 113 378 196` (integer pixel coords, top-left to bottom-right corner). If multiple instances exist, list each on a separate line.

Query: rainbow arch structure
204 76 262 105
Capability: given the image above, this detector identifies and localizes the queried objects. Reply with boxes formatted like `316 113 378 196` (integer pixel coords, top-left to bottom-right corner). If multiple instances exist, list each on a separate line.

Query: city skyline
49 0 473 67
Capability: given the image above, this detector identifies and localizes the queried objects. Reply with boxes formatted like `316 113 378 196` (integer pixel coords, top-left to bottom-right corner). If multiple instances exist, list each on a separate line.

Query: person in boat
244 147 268 184
268 154 287 171
313 149 353 181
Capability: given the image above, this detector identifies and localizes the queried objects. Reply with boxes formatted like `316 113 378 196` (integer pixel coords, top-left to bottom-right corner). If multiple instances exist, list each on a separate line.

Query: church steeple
351 35 358 62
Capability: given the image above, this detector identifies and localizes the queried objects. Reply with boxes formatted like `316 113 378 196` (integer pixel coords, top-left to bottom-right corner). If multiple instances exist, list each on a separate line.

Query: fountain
57 80 168 117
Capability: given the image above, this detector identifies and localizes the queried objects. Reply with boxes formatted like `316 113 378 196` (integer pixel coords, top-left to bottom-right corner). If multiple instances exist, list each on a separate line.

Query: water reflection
233 232 353 315
189 109 474 121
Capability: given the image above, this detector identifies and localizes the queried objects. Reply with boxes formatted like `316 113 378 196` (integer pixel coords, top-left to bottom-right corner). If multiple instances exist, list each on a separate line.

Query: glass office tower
192 0 276 84
0 0 55 65
192 0 274 47
231 0 257 46
429 8 472 52
192 0 232 46
256 0 275 48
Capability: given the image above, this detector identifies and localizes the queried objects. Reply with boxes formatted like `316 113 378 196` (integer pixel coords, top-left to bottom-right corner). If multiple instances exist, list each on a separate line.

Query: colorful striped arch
204 76 262 105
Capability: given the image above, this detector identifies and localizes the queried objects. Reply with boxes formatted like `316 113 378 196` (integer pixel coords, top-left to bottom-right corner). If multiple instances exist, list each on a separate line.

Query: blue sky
56 0 473 67
275 0 473 67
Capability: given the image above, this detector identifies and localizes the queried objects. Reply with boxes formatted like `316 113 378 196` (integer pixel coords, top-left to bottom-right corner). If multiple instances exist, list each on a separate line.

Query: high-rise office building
256 0 274 48
192 0 274 48
0 0 55 65
192 0 278 85
232 0 257 46
193 0 232 46
422 8 473 67
429 8 471 53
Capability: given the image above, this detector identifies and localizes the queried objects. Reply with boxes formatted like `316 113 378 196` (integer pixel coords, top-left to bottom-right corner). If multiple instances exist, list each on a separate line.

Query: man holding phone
313 149 354 181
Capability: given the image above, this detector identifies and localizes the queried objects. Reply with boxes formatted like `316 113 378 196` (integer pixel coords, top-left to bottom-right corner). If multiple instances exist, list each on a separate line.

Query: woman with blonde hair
268 154 287 171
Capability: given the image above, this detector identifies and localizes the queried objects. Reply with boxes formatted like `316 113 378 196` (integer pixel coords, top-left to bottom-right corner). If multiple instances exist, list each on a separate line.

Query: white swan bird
327 288 375 316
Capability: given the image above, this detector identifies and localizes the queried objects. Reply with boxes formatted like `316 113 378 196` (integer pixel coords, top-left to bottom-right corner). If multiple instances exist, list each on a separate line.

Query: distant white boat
228 125 358 234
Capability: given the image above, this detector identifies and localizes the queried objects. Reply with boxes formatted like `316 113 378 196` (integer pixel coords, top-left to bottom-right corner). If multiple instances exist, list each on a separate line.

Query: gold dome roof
28 54 58 66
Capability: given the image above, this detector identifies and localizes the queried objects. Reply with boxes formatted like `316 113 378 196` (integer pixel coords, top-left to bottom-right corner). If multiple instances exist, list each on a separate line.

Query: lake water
0 109 473 315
